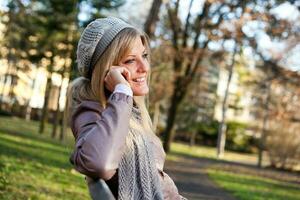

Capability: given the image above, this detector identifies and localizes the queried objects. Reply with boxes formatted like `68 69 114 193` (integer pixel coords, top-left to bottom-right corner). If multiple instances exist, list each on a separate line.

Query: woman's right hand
104 66 131 92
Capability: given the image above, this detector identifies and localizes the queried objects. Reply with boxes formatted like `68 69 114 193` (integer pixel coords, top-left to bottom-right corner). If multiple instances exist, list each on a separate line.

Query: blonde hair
68 28 154 133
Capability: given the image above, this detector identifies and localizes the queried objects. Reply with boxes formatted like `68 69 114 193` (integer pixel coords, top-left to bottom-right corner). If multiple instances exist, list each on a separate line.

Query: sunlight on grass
1 116 297 200
207 169 300 200
0 116 75 146
0 116 89 200
171 142 261 165
169 142 300 200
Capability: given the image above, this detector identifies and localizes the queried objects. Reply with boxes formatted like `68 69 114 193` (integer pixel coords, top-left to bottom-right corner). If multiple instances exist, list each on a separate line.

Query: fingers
104 66 131 92
104 75 114 92
120 67 131 81
109 66 131 82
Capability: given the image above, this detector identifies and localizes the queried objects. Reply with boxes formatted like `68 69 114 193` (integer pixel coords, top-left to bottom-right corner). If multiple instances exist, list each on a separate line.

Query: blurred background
0 0 299 199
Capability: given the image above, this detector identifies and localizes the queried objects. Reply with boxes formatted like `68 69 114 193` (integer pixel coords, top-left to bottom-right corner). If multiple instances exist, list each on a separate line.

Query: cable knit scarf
118 106 164 200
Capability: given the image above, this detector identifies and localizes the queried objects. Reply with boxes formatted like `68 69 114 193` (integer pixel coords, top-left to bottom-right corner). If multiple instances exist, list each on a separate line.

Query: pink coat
70 92 182 199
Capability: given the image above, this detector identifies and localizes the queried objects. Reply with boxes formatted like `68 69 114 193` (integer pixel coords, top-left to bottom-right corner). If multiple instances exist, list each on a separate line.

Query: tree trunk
161 0 211 153
189 131 196 146
39 57 54 134
51 78 63 138
52 55 68 138
60 82 69 141
217 43 238 158
162 91 180 152
257 77 271 167
59 22 76 141
217 121 227 158
0 64 11 110
162 78 187 152
0 48 15 110
162 51 203 152
144 0 163 38
8 66 17 102
25 68 38 120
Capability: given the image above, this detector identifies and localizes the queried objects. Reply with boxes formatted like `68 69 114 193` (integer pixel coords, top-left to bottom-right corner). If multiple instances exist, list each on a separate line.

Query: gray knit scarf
118 106 164 200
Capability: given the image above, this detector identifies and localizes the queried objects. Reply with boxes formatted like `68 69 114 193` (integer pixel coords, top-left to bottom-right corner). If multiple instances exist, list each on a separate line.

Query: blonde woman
69 17 185 200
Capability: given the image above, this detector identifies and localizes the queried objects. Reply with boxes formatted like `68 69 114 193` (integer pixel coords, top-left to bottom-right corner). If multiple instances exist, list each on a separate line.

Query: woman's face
119 37 150 96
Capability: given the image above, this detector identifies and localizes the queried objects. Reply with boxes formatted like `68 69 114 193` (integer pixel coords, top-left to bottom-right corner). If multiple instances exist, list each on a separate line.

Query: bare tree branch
192 1 211 50
182 0 194 47
166 0 181 50
144 0 163 38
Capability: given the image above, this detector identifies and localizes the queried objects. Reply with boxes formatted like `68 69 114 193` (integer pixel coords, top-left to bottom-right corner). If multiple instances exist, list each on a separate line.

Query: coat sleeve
70 92 133 180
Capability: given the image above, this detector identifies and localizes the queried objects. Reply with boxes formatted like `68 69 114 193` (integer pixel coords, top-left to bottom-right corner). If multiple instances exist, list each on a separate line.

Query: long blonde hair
68 28 153 132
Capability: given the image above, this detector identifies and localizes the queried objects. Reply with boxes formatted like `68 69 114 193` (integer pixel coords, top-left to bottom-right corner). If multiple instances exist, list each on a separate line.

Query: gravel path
164 154 237 200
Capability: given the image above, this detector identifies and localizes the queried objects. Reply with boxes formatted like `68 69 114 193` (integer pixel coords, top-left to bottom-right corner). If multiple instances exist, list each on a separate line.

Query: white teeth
133 77 145 82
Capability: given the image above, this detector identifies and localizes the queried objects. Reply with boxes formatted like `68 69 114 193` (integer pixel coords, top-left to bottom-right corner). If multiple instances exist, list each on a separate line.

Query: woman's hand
104 66 131 92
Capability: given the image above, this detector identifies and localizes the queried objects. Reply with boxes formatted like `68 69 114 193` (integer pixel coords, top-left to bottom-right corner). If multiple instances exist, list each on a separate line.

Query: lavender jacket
70 92 182 199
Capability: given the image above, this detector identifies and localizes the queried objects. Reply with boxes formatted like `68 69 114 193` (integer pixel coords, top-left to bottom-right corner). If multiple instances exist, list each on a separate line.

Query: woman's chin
132 87 149 96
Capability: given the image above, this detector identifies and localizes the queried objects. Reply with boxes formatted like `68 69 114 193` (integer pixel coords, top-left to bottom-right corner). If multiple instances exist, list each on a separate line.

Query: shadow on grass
169 151 258 169
168 151 300 185
0 129 72 153
0 129 73 170
0 126 74 146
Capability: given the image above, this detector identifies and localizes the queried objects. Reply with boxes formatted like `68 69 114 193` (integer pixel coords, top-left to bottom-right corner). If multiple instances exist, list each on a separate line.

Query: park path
164 154 237 200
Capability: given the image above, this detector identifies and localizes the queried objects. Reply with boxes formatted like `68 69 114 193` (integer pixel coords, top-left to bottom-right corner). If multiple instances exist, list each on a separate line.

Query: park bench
86 177 115 200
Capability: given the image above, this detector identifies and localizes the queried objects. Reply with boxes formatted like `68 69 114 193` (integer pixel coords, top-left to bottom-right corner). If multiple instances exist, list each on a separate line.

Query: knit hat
76 17 134 78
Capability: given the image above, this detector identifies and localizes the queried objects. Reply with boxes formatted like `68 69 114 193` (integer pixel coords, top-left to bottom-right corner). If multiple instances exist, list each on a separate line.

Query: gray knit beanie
76 17 134 78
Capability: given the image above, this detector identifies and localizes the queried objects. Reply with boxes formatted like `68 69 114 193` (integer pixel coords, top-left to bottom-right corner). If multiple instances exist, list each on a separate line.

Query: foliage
152 0 300 153
266 121 300 170
207 169 300 200
176 120 254 153
226 121 253 153
249 63 300 169
0 110 12 117
0 116 89 200
195 120 220 146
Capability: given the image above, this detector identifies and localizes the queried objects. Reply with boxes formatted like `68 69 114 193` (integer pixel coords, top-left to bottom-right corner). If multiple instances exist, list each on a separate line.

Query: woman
69 17 185 200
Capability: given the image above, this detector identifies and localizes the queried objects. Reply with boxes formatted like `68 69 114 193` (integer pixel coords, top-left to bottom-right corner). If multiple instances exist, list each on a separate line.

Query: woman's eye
124 59 135 64
142 53 148 59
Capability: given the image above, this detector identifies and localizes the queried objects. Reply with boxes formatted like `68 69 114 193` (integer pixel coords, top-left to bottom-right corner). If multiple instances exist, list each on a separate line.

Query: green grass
0 116 89 200
170 142 261 165
1 116 299 200
207 169 300 200
170 143 300 200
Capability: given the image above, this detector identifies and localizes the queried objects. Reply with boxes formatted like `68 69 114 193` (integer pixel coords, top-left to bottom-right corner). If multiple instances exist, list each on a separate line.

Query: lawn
0 116 89 200
1 116 299 200
207 169 300 200
169 143 300 200
169 142 261 166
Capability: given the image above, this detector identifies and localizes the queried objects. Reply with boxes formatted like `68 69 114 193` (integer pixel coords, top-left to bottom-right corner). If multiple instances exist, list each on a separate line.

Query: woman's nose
137 59 149 73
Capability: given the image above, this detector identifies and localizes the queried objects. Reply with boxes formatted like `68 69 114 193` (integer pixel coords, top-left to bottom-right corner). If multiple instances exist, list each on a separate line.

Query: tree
0 0 31 110
0 0 126 134
216 41 239 158
250 60 300 169
156 0 300 153
148 41 174 133
36 0 81 134
58 0 126 140
52 25 76 139
244 0 300 166
161 0 251 152
144 0 163 38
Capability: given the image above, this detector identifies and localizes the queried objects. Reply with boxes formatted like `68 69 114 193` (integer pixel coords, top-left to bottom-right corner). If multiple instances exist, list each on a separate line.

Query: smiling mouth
132 77 146 83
